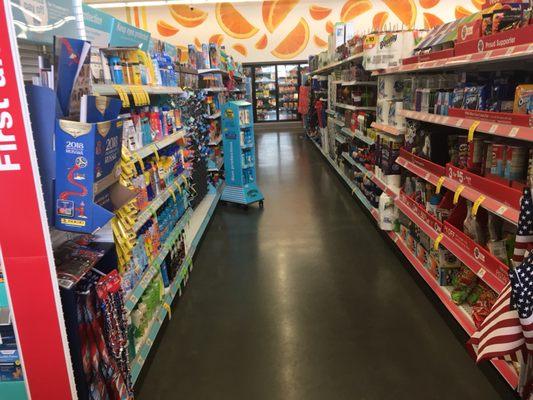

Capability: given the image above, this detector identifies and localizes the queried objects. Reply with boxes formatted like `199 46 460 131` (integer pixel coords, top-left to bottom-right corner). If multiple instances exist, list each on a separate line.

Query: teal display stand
220 101 264 206
0 282 26 400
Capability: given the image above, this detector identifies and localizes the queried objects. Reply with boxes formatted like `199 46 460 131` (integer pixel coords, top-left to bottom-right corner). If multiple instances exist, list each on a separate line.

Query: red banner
0 1 75 398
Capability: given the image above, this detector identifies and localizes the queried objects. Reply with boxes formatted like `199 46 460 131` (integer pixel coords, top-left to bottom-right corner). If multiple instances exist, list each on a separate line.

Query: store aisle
138 129 509 400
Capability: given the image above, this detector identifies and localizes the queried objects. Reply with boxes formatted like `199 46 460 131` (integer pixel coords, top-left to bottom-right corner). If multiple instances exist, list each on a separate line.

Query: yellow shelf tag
467 120 480 142
168 184 177 203
181 174 189 189
133 152 145 171
453 184 465 205
151 144 160 161
472 195 486 217
433 233 444 251
435 176 445 194
163 303 171 320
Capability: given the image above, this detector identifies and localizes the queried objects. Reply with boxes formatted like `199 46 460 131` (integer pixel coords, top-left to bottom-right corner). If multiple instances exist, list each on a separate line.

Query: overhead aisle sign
109 19 151 51
0 0 77 399
83 4 115 48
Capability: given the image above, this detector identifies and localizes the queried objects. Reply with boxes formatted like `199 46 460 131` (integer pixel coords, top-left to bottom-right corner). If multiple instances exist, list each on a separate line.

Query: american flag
510 251 533 353
469 188 533 393
513 188 533 266
468 282 526 364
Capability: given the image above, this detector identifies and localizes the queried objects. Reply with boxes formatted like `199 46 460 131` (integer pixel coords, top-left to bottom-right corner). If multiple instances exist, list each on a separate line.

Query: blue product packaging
56 37 91 117
160 260 170 287
54 119 123 232
80 95 122 123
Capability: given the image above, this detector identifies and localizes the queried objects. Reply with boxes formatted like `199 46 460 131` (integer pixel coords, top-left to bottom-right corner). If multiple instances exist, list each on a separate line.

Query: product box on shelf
54 119 133 233
334 23 346 48
455 24 533 55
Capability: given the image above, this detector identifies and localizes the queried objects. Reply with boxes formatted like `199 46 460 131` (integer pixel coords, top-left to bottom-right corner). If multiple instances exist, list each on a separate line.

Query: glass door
254 65 277 122
277 64 299 121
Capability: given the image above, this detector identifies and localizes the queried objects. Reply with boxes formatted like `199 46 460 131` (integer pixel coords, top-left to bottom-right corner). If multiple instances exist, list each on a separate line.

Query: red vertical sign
0 1 76 398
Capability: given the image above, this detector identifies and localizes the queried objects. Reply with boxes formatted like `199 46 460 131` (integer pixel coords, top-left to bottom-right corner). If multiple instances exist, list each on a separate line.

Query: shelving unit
311 52 364 75
92 84 184 95
130 256 193 383
131 130 185 161
305 19 531 393
125 208 192 313
373 43 533 76
399 109 533 142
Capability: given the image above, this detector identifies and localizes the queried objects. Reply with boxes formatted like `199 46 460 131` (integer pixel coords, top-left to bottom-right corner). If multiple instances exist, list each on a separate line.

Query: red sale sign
0 1 76 398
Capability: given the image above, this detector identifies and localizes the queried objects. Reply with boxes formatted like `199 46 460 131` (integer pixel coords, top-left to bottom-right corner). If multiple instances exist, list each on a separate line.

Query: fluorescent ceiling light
89 0 258 8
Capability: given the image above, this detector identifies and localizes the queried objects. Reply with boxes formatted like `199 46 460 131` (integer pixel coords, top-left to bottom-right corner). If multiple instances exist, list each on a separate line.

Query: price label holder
472 195 486 217
433 233 444 251
467 120 480 142
436 176 446 194
453 185 465 205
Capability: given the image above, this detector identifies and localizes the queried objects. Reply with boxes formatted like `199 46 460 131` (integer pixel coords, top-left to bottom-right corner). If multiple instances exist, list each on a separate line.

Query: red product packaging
457 19 482 43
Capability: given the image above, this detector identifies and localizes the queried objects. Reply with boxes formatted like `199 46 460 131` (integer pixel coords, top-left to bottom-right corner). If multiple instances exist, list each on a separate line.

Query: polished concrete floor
138 129 512 400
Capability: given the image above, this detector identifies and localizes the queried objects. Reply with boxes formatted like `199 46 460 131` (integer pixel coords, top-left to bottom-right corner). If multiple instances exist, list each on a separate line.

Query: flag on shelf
513 188 533 266
469 186 533 394
468 282 526 364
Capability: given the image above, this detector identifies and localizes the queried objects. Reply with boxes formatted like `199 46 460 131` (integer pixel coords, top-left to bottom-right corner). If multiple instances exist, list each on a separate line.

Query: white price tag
496 205 508 215
455 119 464 127
508 127 519 137
489 124 497 133
477 268 486 278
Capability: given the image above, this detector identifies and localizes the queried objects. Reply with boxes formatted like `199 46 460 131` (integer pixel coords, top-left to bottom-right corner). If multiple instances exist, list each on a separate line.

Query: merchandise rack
395 150 520 224
399 110 533 142
370 122 403 137
92 84 184 95
125 208 192 313
307 135 519 388
132 175 188 232
341 127 374 145
372 43 533 76
186 183 225 258
130 256 193 383
310 52 364 75
131 130 185 159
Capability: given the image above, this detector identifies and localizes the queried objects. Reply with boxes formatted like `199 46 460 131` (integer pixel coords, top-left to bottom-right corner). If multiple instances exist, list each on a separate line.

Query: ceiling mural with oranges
106 0 483 62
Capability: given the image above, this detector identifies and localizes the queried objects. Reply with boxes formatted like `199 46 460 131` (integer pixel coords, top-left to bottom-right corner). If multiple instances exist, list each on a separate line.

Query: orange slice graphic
262 0 299 34
156 20 179 37
382 0 416 28
169 5 207 28
309 4 332 20
372 11 388 31
271 17 309 60
216 2 259 39
232 44 248 56
455 5 474 18
423 12 443 29
209 34 224 46
255 34 268 50
325 20 334 34
194 37 202 50
471 0 484 10
340 0 372 23
313 35 327 48
419 0 440 8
